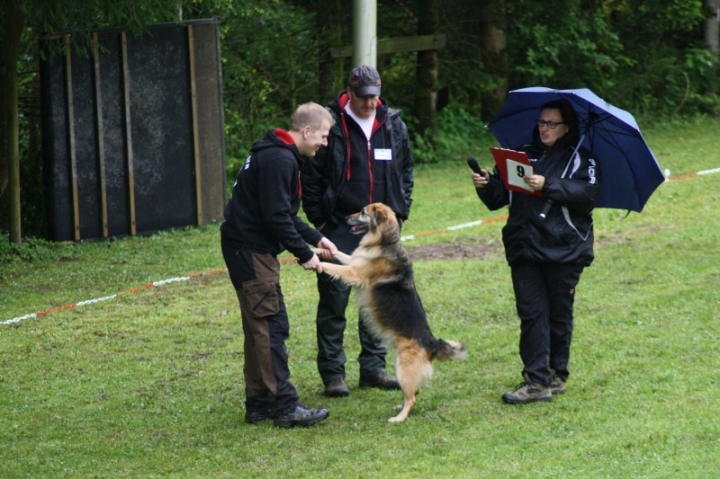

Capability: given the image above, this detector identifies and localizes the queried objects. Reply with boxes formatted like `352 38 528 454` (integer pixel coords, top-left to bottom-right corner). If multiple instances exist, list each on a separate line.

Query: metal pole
352 0 377 67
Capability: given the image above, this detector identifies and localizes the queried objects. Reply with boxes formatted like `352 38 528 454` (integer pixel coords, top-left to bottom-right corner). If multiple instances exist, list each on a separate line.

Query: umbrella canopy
487 87 665 212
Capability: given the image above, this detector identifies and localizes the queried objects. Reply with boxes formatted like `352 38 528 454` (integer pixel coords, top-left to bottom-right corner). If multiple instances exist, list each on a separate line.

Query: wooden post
2 4 25 244
64 35 81 241
92 32 109 237
120 32 137 236
330 34 446 59
188 24 203 225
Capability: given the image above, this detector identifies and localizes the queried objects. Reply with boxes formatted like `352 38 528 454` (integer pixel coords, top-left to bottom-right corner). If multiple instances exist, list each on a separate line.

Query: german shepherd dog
317 203 467 423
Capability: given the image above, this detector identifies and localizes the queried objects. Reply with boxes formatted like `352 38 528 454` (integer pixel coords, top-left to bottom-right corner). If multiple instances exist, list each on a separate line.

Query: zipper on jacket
367 140 374 203
366 115 387 205
340 113 352 181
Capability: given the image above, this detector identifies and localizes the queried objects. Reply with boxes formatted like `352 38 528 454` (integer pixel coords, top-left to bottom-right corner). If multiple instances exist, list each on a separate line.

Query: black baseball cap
348 65 381 97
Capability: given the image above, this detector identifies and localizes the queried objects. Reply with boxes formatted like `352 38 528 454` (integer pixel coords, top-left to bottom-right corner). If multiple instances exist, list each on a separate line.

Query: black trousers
221 242 299 415
510 262 585 386
315 221 388 384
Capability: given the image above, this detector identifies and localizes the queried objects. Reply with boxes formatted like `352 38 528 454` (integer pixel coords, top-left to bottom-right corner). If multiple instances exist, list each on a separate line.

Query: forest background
1 0 719 240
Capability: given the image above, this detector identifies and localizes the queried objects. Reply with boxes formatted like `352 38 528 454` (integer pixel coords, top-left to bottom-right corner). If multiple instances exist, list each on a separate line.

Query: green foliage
608 45 719 118
602 0 717 116
502 0 720 118
214 1 320 171
507 0 625 92
0 235 62 263
407 104 497 165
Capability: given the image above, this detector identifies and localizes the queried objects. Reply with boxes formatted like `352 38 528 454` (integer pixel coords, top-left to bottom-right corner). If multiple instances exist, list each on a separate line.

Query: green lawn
1 117 719 478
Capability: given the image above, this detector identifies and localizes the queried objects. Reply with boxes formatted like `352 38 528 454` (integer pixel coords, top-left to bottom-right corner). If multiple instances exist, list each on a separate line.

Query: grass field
1 117 719 478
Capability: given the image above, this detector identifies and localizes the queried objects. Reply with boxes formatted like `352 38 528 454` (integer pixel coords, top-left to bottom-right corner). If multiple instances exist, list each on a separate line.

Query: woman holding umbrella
472 99 601 404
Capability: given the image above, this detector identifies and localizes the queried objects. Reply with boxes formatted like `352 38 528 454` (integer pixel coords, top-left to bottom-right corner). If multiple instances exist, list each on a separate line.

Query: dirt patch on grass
407 239 503 260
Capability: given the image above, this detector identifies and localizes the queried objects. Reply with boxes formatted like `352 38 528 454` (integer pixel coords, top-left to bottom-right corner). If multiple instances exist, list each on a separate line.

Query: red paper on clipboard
489 147 541 196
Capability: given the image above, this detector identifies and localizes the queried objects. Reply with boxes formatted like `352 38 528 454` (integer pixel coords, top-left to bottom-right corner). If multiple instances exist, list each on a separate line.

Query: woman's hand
523 174 545 192
472 169 489 189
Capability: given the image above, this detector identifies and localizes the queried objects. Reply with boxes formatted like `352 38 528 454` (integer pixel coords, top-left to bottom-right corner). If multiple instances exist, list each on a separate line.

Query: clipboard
489 147 541 196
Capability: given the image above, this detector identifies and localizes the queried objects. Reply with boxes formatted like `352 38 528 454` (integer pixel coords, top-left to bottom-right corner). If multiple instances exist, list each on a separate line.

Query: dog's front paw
312 248 335 261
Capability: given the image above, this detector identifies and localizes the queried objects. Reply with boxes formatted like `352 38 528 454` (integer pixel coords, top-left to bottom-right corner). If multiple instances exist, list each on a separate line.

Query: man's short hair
291 102 334 131
348 65 381 97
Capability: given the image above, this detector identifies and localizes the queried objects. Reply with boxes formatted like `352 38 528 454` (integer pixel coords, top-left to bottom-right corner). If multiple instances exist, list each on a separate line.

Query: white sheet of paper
505 158 534 191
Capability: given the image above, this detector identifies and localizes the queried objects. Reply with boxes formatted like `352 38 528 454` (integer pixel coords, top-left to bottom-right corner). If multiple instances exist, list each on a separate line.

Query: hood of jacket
250 128 303 165
328 91 389 126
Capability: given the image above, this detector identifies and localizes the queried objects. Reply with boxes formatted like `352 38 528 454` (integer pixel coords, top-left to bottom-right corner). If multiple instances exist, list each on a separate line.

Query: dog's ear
368 206 379 229
371 204 387 228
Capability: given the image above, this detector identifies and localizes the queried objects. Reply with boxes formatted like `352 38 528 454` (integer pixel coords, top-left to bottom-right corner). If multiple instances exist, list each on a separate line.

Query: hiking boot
502 377 552 405
359 372 401 390
324 378 350 397
550 374 566 395
245 408 274 424
273 403 329 428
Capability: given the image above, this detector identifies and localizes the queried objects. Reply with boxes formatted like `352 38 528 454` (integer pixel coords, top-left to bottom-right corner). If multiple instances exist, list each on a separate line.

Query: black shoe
324 378 350 397
359 372 401 390
245 408 274 424
273 403 329 428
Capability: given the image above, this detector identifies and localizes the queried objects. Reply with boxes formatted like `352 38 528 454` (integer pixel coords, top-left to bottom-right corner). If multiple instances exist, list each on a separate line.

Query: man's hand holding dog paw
316 238 338 259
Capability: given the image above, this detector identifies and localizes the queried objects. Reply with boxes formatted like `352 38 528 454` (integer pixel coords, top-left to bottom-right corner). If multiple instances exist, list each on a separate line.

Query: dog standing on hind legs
315 203 467 423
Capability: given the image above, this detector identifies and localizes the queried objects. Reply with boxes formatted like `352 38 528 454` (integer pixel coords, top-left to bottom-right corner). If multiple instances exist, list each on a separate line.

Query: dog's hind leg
388 339 429 423
388 387 416 423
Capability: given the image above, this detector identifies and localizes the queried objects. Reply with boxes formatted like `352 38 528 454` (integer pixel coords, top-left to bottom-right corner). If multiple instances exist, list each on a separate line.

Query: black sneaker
245 408 274 424
359 372 401 390
324 378 350 397
273 403 329 428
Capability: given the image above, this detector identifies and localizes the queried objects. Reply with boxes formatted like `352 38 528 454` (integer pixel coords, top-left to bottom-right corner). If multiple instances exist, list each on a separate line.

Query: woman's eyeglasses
536 119 564 129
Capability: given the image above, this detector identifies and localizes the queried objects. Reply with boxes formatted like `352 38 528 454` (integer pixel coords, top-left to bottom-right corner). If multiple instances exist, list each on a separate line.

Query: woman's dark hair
540 99 580 145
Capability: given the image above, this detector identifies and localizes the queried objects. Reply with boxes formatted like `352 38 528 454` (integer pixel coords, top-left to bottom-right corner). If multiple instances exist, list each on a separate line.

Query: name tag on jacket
374 148 392 161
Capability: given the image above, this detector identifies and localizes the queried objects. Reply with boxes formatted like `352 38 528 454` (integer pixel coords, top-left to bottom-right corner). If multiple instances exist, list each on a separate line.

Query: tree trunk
317 0 345 103
479 0 508 122
414 0 439 146
706 0 719 94
0 1 26 243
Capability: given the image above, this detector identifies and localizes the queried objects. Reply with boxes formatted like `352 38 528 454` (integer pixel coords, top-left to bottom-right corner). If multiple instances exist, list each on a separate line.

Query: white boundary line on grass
3 167 718 326
697 167 720 176
1 272 225 326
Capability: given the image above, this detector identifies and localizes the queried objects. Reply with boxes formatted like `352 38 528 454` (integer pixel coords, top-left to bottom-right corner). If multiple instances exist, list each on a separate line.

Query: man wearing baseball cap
301 65 415 398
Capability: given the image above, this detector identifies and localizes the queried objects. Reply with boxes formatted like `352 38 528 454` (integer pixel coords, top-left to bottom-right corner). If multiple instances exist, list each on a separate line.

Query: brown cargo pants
221 244 299 415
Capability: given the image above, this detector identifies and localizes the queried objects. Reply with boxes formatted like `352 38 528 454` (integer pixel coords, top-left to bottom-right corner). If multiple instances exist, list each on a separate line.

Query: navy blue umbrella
487 87 665 212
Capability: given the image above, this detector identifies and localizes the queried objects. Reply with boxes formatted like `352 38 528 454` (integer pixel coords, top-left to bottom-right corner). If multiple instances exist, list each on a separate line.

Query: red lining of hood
275 128 295 145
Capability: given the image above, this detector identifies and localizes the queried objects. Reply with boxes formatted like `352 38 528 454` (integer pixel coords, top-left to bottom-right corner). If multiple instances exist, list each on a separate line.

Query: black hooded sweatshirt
221 128 322 264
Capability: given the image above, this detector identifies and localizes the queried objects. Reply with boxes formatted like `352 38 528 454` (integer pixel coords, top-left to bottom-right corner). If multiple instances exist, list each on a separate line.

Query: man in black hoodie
302 66 415 397
221 102 338 428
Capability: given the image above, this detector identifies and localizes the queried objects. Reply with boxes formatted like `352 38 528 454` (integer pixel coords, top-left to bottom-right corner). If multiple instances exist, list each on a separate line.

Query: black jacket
221 128 323 263
477 134 601 266
301 92 414 226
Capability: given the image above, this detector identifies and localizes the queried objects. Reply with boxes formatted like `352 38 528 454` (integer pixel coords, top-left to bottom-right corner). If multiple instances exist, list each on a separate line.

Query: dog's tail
433 339 467 361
